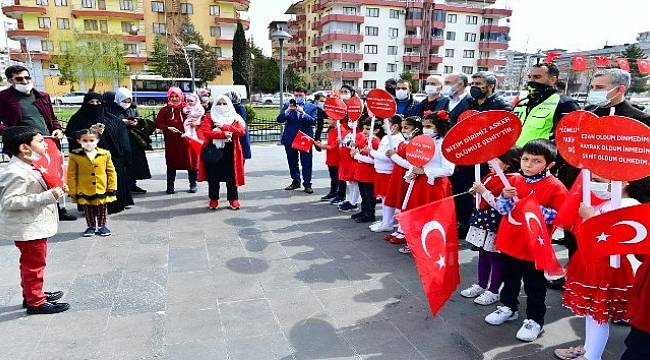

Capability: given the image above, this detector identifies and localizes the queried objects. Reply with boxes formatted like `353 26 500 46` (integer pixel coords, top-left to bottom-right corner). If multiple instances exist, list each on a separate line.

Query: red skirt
404 176 452 211
374 172 392 197
562 251 634 324
383 166 408 209
338 147 356 181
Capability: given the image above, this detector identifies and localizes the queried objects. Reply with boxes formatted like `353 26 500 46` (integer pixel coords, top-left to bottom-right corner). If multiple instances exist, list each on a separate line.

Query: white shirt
448 91 469 112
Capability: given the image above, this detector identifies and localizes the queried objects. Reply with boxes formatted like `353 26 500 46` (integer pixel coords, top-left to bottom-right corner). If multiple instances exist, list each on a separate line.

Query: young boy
484 139 567 341
0 126 70 314
350 118 378 223
315 117 344 203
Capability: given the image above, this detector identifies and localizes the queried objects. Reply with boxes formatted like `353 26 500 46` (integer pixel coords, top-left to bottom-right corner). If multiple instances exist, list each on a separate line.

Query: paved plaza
0 144 629 360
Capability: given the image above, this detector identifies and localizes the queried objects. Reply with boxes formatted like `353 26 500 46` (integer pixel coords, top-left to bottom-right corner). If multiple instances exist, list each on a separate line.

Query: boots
188 170 198 193
166 169 176 194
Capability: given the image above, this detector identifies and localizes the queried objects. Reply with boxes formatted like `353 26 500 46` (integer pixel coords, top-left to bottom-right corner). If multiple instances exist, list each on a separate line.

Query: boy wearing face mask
68 129 117 237
394 79 420 117
414 75 449 118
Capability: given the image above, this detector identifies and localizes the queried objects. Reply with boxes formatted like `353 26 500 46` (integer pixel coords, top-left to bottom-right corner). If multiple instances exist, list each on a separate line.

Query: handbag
201 143 224 164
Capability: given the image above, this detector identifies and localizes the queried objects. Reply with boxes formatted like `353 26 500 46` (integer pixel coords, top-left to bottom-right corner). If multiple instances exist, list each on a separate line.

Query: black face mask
527 81 553 97
470 86 486 100
385 86 396 97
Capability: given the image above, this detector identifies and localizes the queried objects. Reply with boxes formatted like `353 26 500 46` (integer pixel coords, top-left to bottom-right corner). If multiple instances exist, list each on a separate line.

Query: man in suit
276 87 318 194
443 73 471 124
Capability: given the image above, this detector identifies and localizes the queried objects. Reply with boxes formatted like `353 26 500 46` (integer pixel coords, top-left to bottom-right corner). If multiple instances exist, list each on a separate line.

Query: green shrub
244 103 257 123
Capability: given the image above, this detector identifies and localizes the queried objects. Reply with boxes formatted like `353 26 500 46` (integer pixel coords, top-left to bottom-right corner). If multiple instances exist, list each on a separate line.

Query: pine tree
149 36 171 77
232 22 251 91
169 16 221 82
621 44 648 93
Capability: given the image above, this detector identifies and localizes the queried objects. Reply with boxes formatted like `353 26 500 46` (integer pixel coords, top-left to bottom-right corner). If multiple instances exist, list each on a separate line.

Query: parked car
52 92 86 105
306 90 333 102
260 92 294 105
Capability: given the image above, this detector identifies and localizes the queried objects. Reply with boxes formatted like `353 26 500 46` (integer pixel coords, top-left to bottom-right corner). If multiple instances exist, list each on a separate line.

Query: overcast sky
248 0 649 56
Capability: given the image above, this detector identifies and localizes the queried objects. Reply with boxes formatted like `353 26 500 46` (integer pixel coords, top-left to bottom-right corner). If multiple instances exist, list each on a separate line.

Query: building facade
1 0 249 95
276 0 511 92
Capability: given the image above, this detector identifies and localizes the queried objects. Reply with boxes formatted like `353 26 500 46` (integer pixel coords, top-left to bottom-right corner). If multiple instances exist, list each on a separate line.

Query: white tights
584 315 609 360
346 181 360 205
381 204 395 227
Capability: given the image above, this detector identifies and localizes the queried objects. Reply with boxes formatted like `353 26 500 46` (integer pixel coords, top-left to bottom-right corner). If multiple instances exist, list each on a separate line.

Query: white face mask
14 82 33 94
119 102 131 110
586 87 615 107
24 149 41 161
441 84 455 97
425 85 439 96
348 121 357 129
395 89 409 100
590 181 611 199
422 128 437 137
215 105 229 114
81 141 98 152
340 93 351 101
402 130 414 140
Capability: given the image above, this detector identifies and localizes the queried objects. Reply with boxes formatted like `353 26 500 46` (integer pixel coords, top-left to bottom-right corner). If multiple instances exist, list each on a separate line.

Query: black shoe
546 277 566 290
339 203 358 213
284 182 300 190
304 187 314 194
351 212 364 219
355 215 376 223
23 291 64 308
320 193 336 202
59 208 77 221
188 184 198 193
26 301 70 315
130 186 147 194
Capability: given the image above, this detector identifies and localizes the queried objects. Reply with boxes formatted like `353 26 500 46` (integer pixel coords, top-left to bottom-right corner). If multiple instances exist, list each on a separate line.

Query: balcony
320 13 364 25
405 19 422 27
311 20 321 30
312 37 322 47
480 25 510 34
2 3 46 19
219 0 250 11
312 55 323 63
319 0 424 7
218 57 233 66
296 14 306 22
215 38 234 46
483 8 513 17
7 28 49 39
477 58 507 67
321 52 363 61
9 50 50 61
77 32 146 42
290 60 307 69
479 40 508 50
288 46 306 56
321 32 363 43
403 54 421 63
404 35 421 46
71 3 144 20
432 20 445 29
214 14 250 29
429 55 443 64
326 70 363 79
293 30 306 38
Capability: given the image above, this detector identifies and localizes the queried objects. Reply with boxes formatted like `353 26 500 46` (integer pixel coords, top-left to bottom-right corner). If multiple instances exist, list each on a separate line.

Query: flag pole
608 106 621 269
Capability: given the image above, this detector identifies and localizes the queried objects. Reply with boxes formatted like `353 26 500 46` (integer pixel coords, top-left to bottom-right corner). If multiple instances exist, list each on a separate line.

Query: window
36 0 48 5
406 8 423 20
123 43 138 54
447 14 457 23
446 31 455 41
120 0 133 10
55 0 67 5
364 45 377 54
38 17 51 29
479 51 490 58
209 5 220 16
40 40 54 52
444 66 453 74
180 3 193 14
121 21 134 33
153 23 166 34
342 62 355 70
387 63 397 72
341 44 356 53
366 8 379 17
212 47 222 57
210 26 222 37
343 80 355 87
483 17 494 25
151 1 164 12
463 50 475 58
478 67 489 72
465 32 477 42
466 15 478 24
462 66 474 74
387 46 397 55
389 9 400 19
364 63 377 71
56 18 69 29
343 6 356 15
389 28 399 38
445 49 454 57
363 80 377 89
365 26 378 36
82 0 95 8
59 41 70 52
99 20 108 33
84 19 98 31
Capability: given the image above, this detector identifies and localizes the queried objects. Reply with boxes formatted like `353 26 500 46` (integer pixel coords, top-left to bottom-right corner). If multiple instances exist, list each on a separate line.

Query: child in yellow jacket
67 129 117 237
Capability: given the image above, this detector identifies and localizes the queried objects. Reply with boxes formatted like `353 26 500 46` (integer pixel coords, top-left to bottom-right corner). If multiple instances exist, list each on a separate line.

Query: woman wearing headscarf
100 91 134 214
226 91 251 160
198 95 246 210
65 92 104 151
155 87 200 194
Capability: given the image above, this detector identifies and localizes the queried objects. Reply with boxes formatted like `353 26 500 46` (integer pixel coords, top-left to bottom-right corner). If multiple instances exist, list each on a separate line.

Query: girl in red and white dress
350 117 381 223
369 115 405 233
555 176 650 360
397 111 455 254
337 85 361 212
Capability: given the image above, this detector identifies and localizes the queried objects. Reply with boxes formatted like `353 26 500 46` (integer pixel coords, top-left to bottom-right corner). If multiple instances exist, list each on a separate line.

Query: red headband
436 110 450 121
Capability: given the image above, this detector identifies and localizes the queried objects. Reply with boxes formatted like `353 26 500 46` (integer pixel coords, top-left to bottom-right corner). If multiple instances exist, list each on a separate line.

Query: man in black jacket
312 93 327 152
585 68 650 125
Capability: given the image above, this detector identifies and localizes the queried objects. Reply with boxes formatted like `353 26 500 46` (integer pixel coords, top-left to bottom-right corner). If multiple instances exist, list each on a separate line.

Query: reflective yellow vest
514 93 561 147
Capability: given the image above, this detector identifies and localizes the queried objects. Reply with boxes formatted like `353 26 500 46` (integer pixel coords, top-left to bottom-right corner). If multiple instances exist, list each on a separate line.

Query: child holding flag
350 117 381 223
315 116 344 204
337 85 362 212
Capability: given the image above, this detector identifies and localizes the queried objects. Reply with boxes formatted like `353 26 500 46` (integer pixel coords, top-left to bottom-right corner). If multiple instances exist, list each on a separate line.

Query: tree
283 66 306 91
149 35 171 77
53 44 80 90
232 22 251 91
399 71 419 93
167 16 221 82
621 44 648 93
101 39 129 88
249 42 280 93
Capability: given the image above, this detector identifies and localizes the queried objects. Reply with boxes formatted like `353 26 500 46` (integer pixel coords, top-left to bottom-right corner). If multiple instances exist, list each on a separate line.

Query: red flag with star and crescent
571 55 588 71
544 52 562 63
554 170 608 232
495 194 564 276
291 130 314 153
32 137 65 189
637 59 650 75
616 58 631 72
576 202 650 257
396 197 459 316
594 56 610 67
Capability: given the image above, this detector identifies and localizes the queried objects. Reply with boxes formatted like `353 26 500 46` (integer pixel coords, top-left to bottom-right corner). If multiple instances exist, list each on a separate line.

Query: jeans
209 180 238 200
499 254 547 326
167 169 198 187
284 145 312 187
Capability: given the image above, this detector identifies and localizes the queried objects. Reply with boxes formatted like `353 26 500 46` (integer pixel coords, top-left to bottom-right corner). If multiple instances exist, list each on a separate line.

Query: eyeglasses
12 76 31 82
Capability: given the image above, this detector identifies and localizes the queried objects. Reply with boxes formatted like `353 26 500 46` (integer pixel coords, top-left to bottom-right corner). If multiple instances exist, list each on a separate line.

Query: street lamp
184 43 202 93
270 30 292 110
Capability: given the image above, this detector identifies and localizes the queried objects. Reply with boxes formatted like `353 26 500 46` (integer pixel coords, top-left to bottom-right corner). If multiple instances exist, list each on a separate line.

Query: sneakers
460 284 485 298
329 197 344 205
387 233 406 245
369 223 394 232
229 200 241 210
97 226 111 237
398 245 411 254
474 290 500 305
26 301 70 315
516 319 543 342
485 306 519 325
209 199 218 210
284 182 300 190
23 291 64 308
188 184 198 193
82 227 96 237
304 187 314 194
338 202 358 212
553 346 586 360
320 193 336 202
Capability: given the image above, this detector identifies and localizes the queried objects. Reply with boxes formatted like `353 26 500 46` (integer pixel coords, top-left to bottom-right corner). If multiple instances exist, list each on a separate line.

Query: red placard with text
405 136 436 167
457 110 479 123
555 110 598 169
323 97 347 120
365 89 396 119
346 95 363 121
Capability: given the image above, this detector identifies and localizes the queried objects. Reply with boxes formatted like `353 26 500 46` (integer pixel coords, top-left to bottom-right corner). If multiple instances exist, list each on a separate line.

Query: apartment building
1 0 249 95
277 0 511 91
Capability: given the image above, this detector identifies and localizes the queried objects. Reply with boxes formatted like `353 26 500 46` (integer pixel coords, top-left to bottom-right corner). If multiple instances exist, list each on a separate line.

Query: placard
365 89 396 119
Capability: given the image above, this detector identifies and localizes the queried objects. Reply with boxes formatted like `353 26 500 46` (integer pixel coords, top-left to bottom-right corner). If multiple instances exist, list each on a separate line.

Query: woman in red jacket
198 95 246 210
155 87 200 194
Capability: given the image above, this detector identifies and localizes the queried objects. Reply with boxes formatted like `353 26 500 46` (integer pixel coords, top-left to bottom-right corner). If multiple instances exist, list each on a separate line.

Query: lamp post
270 30 292 110
184 43 202 93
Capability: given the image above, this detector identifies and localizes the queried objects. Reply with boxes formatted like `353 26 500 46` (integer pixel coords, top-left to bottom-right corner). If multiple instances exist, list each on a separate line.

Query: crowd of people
1 61 650 359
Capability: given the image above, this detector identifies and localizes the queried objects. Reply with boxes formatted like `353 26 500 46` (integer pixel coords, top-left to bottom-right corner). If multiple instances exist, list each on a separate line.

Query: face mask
317 102 324 109
590 181 611 199
470 86 485 100
527 81 553 96
119 102 131 110
14 83 33 94
422 128 436 137
348 121 357 129
402 130 414 140
425 85 439 96
295 96 304 104
24 148 41 161
395 89 409 100
586 87 615 107
215 105 229 114
81 141 98 152
340 93 351 101
441 85 454 97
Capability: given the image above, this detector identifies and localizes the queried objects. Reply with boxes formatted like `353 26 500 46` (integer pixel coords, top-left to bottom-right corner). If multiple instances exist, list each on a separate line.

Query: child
398 111 455 254
369 115 405 232
460 147 521 306
338 118 360 213
383 116 422 244
622 253 650 360
0 126 69 315
68 129 117 237
350 117 381 223
554 176 650 360
315 117 343 203
484 139 568 342
182 93 204 140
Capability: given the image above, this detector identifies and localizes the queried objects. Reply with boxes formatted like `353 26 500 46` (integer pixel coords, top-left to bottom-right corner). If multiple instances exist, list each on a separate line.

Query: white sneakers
474 290 499 305
516 319 543 342
484 307 543 342
460 284 484 298
369 222 394 232
484 306 518 325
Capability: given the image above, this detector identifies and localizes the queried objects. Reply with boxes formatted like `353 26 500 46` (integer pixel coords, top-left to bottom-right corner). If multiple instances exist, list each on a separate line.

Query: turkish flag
32 137 65 189
594 56 610 67
291 130 314 152
577 202 650 257
554 170 607 231
396 197 459 316
544 52 562 63
495 194 564 276
616 58 631 72
571 55 588 71
637 59 650 74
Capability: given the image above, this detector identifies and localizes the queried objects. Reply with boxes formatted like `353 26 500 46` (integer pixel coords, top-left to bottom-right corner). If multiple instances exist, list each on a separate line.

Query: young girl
554 176 650 360
67 129 117 237
369 115 405 232
397 111 455 254
350 117 381 223
337 85 361 213
316 117 343 203
182 93 204 140
383 116 422 244
460 147 521 306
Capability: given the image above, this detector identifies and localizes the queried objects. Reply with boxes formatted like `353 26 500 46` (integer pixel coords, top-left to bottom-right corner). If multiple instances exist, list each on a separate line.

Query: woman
65 92 104 151
155 87 200 194
198 95 246 210
100 91 134 214
226 91 251 160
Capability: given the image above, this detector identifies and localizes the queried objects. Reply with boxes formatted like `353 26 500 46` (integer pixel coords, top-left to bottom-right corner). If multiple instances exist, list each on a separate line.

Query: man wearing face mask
414 75 449 118
0 65 77 221
384 78 397 98
276 86 318 193
585 68 650 125
442 73 471 124
394 79 420 117
311 93 327 152
468 71 512 112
